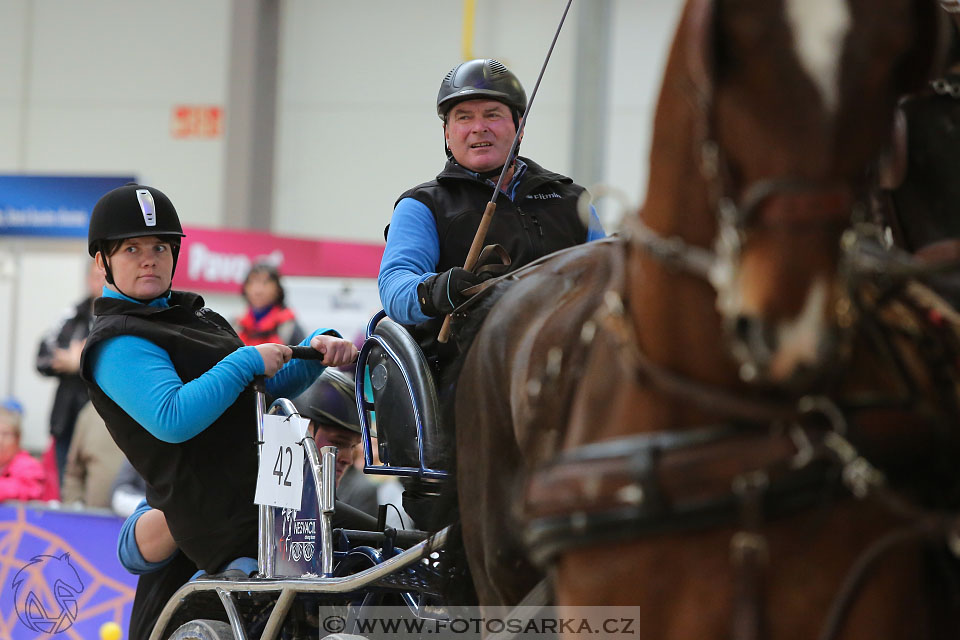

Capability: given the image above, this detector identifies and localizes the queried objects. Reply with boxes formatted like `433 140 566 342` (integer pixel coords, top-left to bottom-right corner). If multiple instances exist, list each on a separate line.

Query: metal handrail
148 526 450 640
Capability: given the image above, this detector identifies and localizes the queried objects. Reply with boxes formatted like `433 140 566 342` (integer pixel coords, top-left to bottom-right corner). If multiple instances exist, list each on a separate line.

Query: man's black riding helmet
437 58 527 124
87 183 185 257
292 369 363 435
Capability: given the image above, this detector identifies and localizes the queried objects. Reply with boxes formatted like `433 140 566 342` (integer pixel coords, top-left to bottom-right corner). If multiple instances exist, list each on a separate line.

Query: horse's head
687 0 944 384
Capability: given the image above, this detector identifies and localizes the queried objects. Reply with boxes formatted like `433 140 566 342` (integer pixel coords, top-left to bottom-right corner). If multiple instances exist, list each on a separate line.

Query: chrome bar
259 588 296 640
257 390 274 578
215 587 248 640
320 445 337 576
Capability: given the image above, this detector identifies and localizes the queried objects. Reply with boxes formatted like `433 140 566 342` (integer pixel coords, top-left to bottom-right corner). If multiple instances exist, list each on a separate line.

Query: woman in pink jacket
0 398 46 502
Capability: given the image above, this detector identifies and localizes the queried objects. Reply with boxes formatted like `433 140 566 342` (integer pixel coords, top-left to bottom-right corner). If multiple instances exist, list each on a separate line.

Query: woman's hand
310 335 358 367
255 343 293 376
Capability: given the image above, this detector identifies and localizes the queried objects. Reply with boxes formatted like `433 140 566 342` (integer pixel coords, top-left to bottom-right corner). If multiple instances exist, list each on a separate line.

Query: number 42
273 446 293 486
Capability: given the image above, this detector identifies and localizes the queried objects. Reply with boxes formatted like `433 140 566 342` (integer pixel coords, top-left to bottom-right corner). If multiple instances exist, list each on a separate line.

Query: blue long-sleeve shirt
89 288 334 444
378 161 606 325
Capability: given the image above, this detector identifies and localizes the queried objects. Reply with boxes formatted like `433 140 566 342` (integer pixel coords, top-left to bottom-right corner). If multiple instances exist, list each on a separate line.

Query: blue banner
0 176 136 238
0 504 136 638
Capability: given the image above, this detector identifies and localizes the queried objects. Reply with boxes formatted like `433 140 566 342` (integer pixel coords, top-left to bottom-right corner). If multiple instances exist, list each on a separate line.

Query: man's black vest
80 292 258 573
396 157 589 273
396 158 590 366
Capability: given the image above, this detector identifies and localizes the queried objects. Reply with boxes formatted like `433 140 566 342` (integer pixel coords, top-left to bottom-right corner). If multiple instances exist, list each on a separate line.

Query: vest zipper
521 208 546 257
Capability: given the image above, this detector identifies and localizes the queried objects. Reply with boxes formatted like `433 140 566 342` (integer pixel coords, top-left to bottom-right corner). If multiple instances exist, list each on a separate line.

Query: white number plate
254 413 310 510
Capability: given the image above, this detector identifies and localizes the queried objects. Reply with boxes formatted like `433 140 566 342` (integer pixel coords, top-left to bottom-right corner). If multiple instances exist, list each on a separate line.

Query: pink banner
174 226 384 293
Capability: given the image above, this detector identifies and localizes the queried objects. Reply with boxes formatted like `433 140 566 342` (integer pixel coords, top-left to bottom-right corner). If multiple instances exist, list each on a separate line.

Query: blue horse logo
12 552 85 634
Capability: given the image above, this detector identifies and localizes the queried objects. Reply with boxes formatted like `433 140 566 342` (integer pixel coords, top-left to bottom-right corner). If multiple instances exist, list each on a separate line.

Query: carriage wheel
167 619 235 640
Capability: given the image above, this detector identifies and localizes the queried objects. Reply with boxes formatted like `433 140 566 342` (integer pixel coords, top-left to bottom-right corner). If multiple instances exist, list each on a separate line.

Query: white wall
0 0 686 449
0 0 230 226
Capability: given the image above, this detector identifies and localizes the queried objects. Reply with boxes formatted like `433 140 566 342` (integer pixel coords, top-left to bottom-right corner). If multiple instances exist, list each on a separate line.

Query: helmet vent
443 69 455 84
488 59 508 76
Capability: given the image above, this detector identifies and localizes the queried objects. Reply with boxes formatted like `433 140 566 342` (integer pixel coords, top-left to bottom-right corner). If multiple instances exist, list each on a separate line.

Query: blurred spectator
36 260 103 481
337 457 378 517
233 263 305 346
111 459 147 518
61 402 125 508
0 398 46 502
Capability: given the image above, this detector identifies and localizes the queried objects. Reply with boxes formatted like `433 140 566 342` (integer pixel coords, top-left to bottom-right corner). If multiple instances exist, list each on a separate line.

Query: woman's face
98 236 174 299
0 421 19 468
244 271 281 309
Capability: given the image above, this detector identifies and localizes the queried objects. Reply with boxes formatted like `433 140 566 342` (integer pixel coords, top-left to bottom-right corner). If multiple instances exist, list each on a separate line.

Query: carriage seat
360 315 446 478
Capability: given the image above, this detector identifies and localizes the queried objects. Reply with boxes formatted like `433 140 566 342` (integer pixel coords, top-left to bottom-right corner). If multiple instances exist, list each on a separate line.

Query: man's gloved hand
417 267 484 317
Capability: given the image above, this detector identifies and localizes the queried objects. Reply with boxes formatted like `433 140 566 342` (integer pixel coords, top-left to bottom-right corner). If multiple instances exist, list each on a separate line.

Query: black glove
417 267 484 317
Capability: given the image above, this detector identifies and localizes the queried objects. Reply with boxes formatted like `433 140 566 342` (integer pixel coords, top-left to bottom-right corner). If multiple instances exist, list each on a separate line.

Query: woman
79 183 357 575
0 398 46 502
234 262 305 346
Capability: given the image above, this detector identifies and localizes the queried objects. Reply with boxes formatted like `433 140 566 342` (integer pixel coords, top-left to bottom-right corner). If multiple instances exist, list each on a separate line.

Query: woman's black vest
80 292 258 573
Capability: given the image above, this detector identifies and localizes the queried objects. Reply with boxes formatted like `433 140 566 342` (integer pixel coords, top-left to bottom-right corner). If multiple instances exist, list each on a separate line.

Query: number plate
254 413 310 510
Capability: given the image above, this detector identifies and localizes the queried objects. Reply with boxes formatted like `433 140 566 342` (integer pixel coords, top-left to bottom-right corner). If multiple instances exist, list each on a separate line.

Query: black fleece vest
396 158 589 365
80 292 258 573
396 157 589 272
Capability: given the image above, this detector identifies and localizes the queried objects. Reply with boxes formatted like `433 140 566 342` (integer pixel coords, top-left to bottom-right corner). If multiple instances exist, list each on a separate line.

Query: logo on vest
527 192 561 200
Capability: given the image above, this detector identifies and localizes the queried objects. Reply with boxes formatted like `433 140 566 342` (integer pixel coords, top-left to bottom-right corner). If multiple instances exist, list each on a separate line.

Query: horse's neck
627 40 744 425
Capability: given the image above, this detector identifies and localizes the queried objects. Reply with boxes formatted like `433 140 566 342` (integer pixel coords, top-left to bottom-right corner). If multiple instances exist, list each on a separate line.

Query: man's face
312 422 361 485
444 99 519 173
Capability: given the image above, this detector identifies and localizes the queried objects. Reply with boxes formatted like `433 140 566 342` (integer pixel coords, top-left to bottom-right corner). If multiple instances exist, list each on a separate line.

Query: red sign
171 105 222 138
175 226 384 293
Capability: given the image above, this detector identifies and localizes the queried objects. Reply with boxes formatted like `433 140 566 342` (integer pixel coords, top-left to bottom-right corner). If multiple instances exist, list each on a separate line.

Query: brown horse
450 0 960 637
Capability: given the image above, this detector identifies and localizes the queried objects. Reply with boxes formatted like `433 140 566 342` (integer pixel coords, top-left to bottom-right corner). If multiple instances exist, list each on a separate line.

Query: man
115 370 369 640
36 260 104 481
378 58 605 357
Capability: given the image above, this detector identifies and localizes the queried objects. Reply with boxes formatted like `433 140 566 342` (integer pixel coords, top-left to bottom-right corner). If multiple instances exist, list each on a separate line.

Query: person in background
233 263 306 346
60 402 125 509
0 398 46 502
337 449 379 518
36 259 104 482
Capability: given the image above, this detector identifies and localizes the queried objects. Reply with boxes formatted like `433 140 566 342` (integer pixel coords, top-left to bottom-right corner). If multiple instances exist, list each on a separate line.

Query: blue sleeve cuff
117 499 176 575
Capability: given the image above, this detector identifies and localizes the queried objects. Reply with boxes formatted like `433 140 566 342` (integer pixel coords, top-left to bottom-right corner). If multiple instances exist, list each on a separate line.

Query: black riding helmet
437 59 527 123
437 59 527 161
292 369 363 435
87 183 186 289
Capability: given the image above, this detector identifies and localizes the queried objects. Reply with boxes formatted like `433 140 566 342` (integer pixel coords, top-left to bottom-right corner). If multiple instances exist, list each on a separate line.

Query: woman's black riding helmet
87 183 186 284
